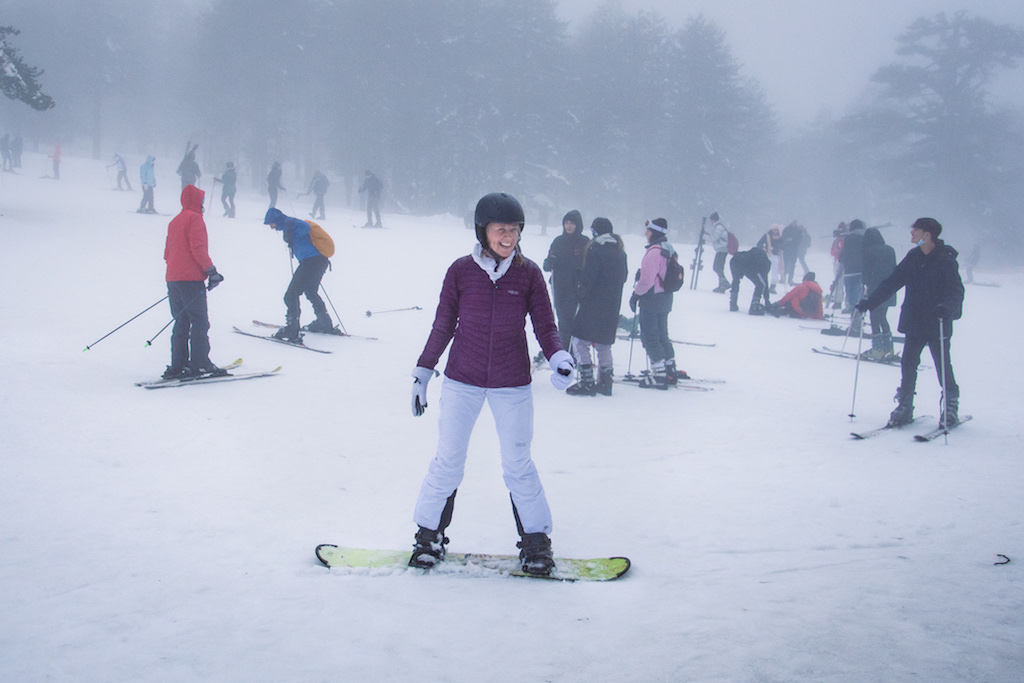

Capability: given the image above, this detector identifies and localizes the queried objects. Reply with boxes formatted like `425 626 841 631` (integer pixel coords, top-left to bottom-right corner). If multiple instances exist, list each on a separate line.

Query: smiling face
486 222 521 260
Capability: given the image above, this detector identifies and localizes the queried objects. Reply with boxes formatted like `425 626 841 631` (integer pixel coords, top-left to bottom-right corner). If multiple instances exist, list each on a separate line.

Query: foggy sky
557 0 1024 127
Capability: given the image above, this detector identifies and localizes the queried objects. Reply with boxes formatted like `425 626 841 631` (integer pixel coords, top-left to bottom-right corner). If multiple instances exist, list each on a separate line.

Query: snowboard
314 544 630 582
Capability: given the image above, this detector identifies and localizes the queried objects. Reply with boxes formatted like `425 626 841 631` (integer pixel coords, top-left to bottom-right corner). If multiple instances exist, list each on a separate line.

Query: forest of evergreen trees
2 1 1022 253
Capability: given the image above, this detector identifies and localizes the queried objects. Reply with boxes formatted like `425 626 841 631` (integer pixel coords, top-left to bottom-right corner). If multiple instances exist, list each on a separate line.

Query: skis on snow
140 365 282 390
914 415 973 442
134 358 244 387
314 544 630 582
850 415 930 440
251 320 378 341
232 326 332 353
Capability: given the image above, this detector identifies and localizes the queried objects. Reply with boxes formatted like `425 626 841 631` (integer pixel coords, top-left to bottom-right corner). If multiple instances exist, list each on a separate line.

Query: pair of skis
136 358 282 390
850 415 972 442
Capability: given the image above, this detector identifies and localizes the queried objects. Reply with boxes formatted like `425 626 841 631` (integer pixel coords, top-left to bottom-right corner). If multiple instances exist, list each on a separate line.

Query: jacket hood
863 227 885 248
264 207 287 228
562 210 584 235
145 155 155 164
180 184 205 212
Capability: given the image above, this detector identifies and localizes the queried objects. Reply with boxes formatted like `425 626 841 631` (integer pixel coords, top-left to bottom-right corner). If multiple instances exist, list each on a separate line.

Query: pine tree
0 25 54 110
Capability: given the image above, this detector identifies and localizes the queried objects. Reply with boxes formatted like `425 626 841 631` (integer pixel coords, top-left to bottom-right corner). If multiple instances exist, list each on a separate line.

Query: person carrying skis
729 245 771 315
565 217 628 396
358 170 383 227
307 169 328 220
138 155 157 214
263 208 334 340
856 218 965 427
542 209 589 352
860 227 897 360
709 211 732 293
767 272 823 319
214 162 237 217
163 184 225 379
407 192 574 576
629 218 680 389
267 161 285 209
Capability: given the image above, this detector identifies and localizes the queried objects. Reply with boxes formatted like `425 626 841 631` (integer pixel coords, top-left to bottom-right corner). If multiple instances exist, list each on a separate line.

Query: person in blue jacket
263 208 334 340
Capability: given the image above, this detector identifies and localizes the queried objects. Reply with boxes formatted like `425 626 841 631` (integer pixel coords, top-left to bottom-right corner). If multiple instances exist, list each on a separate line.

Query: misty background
3 0 1023 257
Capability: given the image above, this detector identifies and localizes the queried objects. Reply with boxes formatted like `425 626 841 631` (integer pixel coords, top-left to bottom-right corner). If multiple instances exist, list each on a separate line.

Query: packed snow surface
1 154 1021 681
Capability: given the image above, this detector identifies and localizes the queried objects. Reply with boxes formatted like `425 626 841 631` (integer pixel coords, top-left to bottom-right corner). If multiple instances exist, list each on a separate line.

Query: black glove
205 266 224 291
634 268 642 283
629 293 639 313
854 299 871 313
936 302 949 318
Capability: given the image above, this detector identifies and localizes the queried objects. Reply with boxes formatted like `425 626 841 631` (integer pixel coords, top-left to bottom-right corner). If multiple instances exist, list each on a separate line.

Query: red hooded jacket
776 280 824 319
164 185 213 282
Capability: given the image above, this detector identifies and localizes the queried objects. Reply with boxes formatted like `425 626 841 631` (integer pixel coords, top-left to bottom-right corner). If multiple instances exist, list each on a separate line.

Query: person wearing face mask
856 218 965 428
407 192 574 576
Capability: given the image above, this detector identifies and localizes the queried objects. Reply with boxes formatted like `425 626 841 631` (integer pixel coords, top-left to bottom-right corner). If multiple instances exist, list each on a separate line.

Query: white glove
411 366 435 417
548 349 575 391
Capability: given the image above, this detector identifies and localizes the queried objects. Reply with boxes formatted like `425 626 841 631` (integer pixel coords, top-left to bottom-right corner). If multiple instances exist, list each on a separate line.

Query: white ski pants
413 379 553 535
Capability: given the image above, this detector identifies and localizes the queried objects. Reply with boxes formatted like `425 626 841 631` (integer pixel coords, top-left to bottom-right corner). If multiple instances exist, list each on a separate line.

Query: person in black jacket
729 246 771 315
860 227 897 360
857 218 965 427
565 218 628 396
542 210 589 352
214 162 237 217
267 161 285 209
358 170 383 227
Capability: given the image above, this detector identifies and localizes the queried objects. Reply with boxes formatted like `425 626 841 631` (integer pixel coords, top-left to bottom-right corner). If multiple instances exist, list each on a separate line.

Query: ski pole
939 317 949 442
319 283 347 335
624 313 639 380
84 295 169 350
849 315 865 421
144 288 212 347
365 306 422 317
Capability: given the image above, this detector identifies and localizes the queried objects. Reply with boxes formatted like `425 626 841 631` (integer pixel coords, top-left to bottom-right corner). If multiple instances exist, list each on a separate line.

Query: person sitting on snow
768 272 824 319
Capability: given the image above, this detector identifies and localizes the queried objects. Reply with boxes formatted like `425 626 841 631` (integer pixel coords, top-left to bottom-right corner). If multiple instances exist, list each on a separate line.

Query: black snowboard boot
566 364 597 396
888 387 915 427
729 291 740 312
517 532 555 576
749 301 766 316
596 367 613 396
408 526 448 568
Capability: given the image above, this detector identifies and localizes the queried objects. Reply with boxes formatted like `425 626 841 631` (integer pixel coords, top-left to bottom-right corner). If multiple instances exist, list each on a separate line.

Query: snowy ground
1 153 1021 682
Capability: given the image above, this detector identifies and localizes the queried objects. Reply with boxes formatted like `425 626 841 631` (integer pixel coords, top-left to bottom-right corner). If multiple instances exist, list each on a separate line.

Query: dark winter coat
839 224 866 274
309 172 329 196
542 211 589 308
861 228 897 308
417 250 562 388
219 166 237 194
359 172 383 197
267 164 285 192
572 234 628 345
861 240 964 338
177 152 201 187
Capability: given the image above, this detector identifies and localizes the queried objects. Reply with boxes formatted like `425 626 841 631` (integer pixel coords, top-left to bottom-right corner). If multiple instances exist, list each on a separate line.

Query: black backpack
660 247 685 293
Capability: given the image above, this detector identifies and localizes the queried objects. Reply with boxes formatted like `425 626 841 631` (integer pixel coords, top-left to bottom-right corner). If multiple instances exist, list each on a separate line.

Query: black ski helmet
474 192 525 251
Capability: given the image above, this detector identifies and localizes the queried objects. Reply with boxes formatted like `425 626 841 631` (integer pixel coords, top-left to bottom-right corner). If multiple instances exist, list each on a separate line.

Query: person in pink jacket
408 192 574 576
629 218 679 389
162 184 224 379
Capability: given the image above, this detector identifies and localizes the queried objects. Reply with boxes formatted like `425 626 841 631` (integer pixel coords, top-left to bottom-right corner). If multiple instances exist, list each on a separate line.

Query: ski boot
596 368 613 396
887 388 915 427
749 301 766 316
941 386 960 427
566 365 597 396
664 360 683 386
517 532 555 576
729 291 740 313
638 363 668 390
273 315 304 343
408 526 449 569
162 365 186 380
712 276 731 293
304 317 337 334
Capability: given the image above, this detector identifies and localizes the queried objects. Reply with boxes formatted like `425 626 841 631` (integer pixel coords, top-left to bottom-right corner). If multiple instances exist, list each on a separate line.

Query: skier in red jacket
162 184 225 379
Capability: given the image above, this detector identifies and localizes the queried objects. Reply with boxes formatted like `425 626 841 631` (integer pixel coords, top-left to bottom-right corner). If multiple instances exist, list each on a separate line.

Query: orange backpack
305 219 335 258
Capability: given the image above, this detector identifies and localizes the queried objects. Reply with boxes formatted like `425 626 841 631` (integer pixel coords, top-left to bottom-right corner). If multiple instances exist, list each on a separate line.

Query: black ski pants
900 330 957 398
284 254 330 325
167 280 212 373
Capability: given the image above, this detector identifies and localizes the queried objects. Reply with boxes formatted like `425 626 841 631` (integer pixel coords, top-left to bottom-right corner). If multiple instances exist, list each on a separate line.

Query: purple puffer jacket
417 253 562 388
